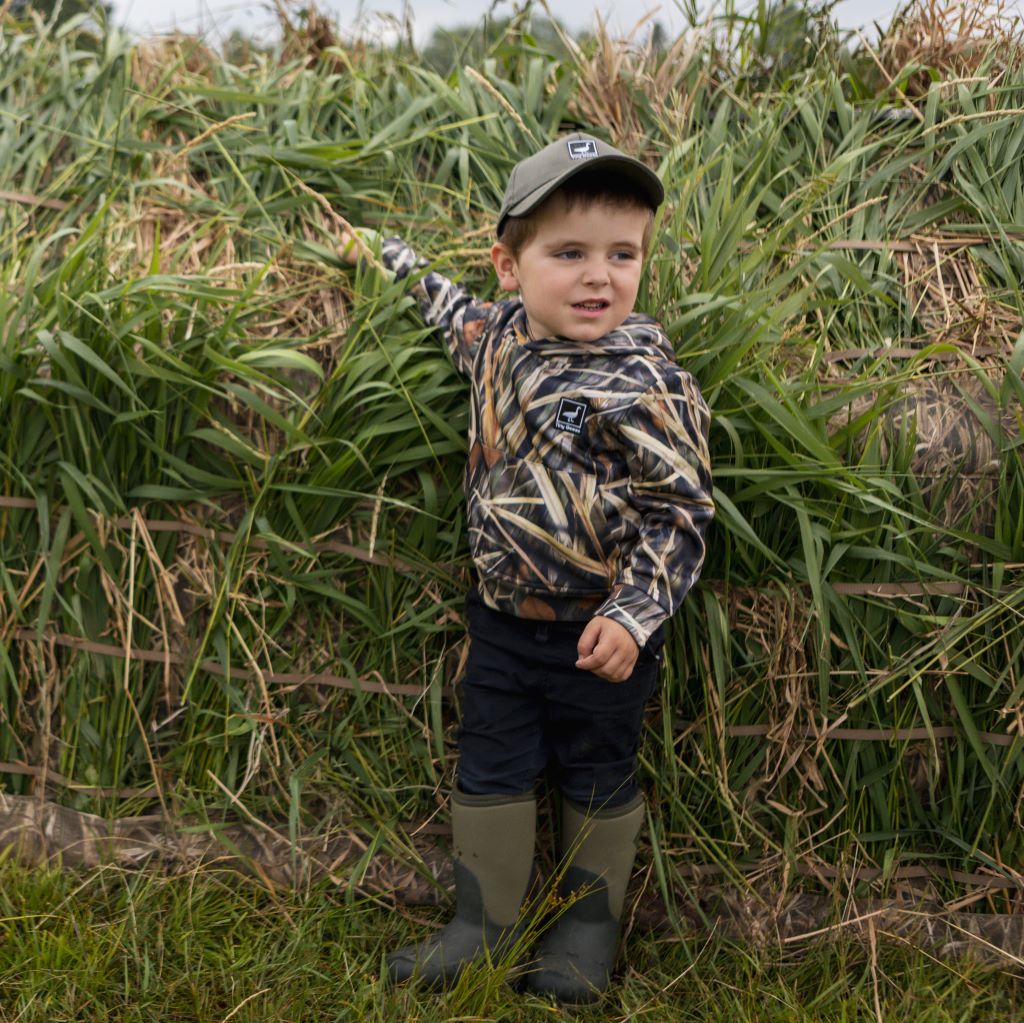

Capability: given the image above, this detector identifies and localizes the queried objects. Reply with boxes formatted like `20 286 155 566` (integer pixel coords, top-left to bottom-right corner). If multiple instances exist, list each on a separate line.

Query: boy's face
490 197 649 343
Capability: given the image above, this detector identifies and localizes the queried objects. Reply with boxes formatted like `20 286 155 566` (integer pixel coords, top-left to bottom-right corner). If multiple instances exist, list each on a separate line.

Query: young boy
339 133 714 1003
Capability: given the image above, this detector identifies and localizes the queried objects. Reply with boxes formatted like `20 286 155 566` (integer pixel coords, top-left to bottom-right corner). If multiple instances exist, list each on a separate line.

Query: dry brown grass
826 370 1003 533
727 588 833 804
130 35 217 97
821 233 1019 535
900 245 1022 353
879 0 1023 95
559 15 705 159
273 0 347 71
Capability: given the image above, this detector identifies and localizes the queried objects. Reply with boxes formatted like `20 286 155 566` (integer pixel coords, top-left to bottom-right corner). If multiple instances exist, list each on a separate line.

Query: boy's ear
490 242 520 292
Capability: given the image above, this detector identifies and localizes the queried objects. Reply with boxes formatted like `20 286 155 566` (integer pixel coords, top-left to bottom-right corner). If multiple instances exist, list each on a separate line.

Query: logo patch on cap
567 139 599 161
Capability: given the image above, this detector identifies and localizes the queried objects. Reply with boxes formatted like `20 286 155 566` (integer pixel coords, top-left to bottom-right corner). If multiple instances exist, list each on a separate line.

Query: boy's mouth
572 300 609 311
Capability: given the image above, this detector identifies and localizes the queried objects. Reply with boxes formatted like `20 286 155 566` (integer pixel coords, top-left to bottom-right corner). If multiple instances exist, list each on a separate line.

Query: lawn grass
0 856 1018 1022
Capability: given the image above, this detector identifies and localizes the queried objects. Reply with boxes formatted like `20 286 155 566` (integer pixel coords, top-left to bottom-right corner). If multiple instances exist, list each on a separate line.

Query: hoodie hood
510 304 677 362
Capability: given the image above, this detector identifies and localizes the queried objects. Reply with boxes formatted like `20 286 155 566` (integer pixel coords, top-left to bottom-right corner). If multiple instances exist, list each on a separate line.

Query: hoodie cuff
379 236 424 282
594 585 668 649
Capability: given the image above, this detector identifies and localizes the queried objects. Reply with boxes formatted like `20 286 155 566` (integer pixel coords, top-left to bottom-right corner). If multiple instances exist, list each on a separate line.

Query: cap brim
497 156 664 237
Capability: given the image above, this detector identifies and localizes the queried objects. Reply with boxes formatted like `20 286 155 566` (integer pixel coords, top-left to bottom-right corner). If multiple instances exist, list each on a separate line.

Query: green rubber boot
386 789 536 987
526 794 644 1004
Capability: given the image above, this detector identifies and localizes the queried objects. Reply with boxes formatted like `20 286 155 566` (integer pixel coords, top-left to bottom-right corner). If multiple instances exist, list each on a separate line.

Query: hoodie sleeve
594 368 715 648
380 237 494 378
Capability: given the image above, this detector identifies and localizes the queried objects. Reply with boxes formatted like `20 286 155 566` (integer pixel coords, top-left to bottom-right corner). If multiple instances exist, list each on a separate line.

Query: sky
107 0 912 49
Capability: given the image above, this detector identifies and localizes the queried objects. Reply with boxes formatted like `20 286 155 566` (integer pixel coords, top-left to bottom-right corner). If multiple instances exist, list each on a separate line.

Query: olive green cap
496 132 664 238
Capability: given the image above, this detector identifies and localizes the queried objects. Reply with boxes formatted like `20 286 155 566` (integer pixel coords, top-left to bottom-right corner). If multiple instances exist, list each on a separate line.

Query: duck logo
567 139 599 161
555 398 588 435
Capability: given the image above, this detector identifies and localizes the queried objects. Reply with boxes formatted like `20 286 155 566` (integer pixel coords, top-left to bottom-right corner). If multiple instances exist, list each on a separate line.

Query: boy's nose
582 261 610 285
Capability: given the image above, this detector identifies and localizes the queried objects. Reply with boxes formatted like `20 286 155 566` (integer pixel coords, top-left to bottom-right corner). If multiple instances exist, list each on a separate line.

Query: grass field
0 856 1020 1022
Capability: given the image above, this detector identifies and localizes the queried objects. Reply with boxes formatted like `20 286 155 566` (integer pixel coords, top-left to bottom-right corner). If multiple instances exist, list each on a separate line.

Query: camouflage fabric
381 238 714 648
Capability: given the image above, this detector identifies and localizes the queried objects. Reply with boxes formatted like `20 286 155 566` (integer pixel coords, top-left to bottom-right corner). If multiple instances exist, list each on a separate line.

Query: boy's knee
557 770 640 810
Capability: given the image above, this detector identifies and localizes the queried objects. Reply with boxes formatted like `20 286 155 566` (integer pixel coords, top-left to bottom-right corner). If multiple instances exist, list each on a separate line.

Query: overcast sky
108 0 915 47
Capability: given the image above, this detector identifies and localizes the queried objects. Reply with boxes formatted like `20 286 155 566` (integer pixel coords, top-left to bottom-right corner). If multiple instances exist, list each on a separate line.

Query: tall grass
0 2 1021 913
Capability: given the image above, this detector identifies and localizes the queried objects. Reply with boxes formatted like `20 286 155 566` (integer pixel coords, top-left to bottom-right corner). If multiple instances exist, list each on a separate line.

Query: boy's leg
454 591 548 799
386 789 536 986
387 593 549 987
540 625 661 812
526 794 644 1002
525 625 661 1002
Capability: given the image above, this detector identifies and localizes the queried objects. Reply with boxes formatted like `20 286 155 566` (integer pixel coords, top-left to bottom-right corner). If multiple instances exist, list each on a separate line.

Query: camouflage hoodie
381 237 714 648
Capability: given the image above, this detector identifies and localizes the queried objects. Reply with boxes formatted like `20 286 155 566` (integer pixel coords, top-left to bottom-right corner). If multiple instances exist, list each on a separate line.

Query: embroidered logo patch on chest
555 397 589 435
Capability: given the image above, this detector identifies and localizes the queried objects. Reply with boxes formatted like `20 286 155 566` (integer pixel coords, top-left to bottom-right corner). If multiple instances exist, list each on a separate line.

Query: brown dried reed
879 0 1023 95
561 15 704 158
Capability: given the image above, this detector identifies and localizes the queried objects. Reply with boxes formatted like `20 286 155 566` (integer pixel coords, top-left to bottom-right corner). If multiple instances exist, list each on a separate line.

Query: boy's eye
612 250 638 261
554 249 581 259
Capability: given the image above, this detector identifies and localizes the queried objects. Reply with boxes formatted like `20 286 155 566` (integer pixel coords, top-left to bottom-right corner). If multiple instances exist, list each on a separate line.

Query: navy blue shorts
456 590 661 808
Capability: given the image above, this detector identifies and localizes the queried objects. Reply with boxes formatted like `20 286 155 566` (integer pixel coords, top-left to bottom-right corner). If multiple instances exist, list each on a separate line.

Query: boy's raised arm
595 369 715 648
338 227 494 378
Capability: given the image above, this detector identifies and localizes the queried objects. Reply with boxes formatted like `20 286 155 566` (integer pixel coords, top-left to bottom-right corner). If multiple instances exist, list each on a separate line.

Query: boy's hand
576 616 640 682
336 226 379 266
